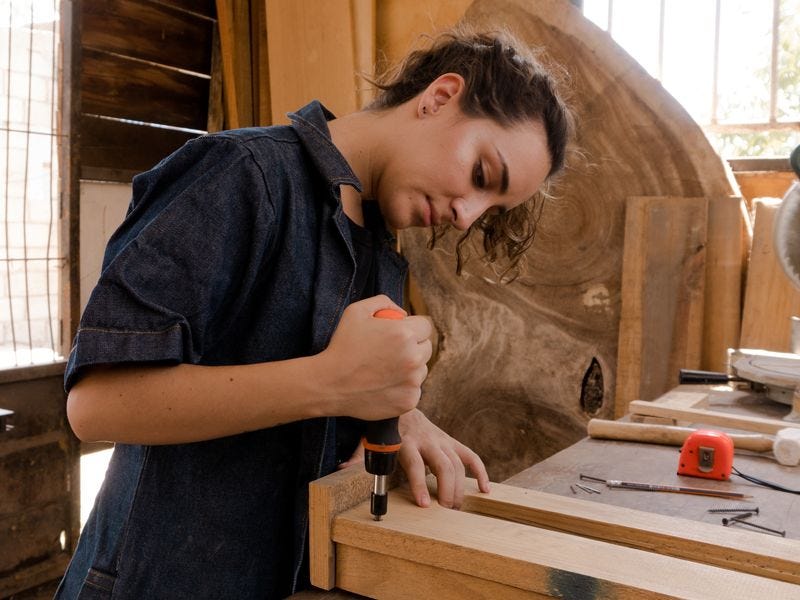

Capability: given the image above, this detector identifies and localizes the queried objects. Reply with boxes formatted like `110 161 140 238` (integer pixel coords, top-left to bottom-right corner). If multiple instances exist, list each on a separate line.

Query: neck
328 110 381 202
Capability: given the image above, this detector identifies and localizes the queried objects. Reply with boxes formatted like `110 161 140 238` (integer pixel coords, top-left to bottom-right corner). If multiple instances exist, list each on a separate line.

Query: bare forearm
66 358 330 445
67 296 433 446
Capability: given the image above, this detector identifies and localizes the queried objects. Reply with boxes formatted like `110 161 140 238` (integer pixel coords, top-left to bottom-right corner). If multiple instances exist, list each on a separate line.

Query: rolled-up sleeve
65 136 277 391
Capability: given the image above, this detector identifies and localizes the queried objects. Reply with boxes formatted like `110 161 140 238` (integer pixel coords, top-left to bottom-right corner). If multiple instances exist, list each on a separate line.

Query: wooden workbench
292 385 800 598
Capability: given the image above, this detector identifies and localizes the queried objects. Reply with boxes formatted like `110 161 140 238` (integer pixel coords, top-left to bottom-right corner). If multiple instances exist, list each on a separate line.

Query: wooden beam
331 488 800 599
215 0 254 129
266 0 359 123
740 199 800 352
460 480 800 586
628 389 800 435
615 197 708 417
351 0 376 109
337 545 548 599
702 196 747 371
309 466 375 590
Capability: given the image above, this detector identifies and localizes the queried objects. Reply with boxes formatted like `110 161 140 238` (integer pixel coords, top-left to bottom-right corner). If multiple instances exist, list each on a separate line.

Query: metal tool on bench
681 146 800 421
727 144 800 419
679 361 800 420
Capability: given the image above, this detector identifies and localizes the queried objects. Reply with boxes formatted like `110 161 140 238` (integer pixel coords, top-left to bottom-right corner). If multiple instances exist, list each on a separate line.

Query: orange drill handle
362 308 405 456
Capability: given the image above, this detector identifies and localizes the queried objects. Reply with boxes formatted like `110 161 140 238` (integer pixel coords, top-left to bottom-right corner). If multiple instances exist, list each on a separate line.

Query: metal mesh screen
0 0 63 367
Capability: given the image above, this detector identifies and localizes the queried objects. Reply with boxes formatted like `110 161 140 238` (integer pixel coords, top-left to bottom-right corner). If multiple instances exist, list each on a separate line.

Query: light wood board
628 388 800 435
615 196 708 417
329 486 800 599
309 461 800 598
740 199 800 352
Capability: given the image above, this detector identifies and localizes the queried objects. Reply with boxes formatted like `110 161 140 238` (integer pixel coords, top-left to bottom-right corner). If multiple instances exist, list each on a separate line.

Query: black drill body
364 417 400 519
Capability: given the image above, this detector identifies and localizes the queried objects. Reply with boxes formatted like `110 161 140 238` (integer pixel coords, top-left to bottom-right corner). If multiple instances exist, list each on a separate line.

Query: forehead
479 118 551 197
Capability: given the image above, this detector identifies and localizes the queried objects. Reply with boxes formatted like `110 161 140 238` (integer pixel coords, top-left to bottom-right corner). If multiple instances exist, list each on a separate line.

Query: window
0 0 63 367
583 0 800 158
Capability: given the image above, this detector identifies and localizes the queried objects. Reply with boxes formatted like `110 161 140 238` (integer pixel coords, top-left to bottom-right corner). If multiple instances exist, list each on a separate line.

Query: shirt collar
288 100 362 194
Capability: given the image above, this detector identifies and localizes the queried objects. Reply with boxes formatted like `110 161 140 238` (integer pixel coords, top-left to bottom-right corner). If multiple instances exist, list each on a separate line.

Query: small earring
422 106 427 114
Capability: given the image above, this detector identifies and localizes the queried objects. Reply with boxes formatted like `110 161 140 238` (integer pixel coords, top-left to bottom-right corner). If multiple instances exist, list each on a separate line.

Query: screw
722 516 786 537
708 507 759 514
575 483 601 494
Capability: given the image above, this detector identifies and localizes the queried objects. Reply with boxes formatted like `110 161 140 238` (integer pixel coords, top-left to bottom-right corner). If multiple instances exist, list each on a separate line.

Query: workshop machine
733 145 800 420
682 146 800 422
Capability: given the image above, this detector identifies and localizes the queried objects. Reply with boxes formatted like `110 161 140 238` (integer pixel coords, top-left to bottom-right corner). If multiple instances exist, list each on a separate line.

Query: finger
428 450 456 508
459 446 491 493
445 448 467 509
405 315 433 342
399 446 430 508
414 339 433 365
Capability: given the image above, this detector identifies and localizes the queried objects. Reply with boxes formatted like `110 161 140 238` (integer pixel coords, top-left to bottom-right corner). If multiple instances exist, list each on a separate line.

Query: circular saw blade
774 178 800 291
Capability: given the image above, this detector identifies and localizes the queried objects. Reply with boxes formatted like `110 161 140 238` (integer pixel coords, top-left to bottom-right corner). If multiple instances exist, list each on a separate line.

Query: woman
57 25 573 599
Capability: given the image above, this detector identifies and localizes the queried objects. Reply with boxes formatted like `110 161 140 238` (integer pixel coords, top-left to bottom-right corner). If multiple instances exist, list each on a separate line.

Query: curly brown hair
368 25 574 277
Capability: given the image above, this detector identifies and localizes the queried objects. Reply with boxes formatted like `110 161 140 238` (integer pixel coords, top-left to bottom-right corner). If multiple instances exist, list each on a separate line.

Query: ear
417 73 465 117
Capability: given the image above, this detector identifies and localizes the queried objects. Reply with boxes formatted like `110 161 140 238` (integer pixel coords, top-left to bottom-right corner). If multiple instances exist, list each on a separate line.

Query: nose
450 196 489 231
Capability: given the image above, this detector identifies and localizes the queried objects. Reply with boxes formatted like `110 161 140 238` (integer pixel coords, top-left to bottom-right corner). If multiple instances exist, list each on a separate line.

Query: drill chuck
371 475 389 521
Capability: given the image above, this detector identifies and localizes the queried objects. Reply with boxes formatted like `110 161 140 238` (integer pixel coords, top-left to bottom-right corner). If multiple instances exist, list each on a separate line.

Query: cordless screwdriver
362 308 405 521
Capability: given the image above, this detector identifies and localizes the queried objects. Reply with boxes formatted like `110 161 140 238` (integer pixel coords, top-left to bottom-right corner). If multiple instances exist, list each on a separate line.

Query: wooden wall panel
0 365 78 598
376 0 471 67
266 0 359 123
81 48 210 130
82 0 213 73
80 115 197 182
80 0 214 182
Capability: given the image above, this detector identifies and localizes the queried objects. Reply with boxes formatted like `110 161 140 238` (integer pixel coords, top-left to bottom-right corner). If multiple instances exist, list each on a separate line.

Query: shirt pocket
76 567 116 600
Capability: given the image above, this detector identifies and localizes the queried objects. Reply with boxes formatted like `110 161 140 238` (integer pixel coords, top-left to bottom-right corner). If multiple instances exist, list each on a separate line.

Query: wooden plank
337 545 546 599
332 491 800 599
740 198 800 352
215 0 254 129
702 196 747 372
158 0 216 18
615 197 708 417
250 0 271 125
266 0 359 124
206 21 225 133
0 503 68 573
82 0 213 74
628 389 800 435
80 115 197 183
734 171 796 205
0 443 69 514
309 466 376 590
459 479 800 586
81 48 210 131
351 0 376 109
0 554 70 599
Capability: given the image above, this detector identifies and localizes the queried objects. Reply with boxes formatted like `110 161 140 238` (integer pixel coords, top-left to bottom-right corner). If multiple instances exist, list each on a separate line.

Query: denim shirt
57 101 408 599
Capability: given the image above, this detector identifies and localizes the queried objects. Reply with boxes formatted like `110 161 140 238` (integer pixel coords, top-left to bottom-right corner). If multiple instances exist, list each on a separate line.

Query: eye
473 161 486 188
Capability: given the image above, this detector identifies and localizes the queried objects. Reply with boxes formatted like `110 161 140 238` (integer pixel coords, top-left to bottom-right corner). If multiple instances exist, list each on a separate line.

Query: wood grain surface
330 488 800 599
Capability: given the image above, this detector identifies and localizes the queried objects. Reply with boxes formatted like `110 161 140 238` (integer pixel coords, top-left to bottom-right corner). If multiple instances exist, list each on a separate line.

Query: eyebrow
497 149 509 194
